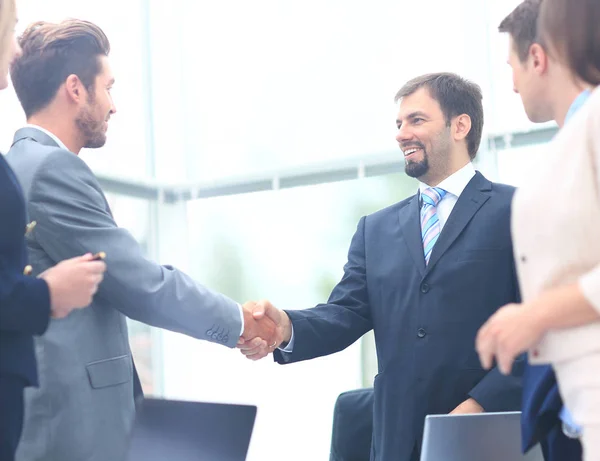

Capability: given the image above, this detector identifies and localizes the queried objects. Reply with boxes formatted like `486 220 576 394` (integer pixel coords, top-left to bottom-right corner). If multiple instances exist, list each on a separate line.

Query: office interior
0 0 554 459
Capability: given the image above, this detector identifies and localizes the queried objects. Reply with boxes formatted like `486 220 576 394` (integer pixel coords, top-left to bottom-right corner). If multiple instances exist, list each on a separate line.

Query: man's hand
476 302 545 375
238 300 291 361
449 398 484 415
240 300 279 355
39 253 106 319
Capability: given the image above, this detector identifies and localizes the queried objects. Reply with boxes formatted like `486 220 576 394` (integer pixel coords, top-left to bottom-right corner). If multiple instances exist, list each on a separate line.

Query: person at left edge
0 3 106 460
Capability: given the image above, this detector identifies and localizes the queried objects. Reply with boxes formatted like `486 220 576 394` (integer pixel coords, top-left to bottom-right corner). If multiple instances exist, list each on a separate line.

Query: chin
524 102 553 124
85 136 107 149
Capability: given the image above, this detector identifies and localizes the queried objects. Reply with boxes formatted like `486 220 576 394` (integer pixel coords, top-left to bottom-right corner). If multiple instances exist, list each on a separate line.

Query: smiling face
395 87 454 184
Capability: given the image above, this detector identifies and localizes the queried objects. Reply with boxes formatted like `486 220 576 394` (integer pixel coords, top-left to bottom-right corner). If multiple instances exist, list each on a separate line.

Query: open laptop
125 398 257 461
420 411 544 461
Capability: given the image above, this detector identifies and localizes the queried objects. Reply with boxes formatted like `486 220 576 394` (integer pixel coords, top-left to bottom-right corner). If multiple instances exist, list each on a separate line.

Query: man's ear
453 114 471 143
529 43 549 75
64 74 86 103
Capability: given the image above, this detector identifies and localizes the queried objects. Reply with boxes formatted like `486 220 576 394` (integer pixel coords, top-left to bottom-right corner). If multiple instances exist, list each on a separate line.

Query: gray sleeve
28 149 242 347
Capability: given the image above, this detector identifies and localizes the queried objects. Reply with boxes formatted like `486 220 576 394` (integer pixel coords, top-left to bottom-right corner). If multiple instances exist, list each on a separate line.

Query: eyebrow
396 111 429 125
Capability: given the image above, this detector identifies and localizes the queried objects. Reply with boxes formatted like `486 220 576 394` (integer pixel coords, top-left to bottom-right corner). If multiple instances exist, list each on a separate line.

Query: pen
92 252 106 261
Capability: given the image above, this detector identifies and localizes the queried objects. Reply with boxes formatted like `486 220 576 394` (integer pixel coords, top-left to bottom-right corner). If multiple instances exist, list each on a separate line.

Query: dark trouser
0 376 27 461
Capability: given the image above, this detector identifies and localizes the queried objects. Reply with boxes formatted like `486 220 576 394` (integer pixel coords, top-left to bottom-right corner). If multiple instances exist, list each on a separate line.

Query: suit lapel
425 172 491 272
398 193 426 276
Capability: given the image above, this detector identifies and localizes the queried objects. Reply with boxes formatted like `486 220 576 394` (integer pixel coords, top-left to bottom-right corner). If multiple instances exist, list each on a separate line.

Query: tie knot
421 187 446 207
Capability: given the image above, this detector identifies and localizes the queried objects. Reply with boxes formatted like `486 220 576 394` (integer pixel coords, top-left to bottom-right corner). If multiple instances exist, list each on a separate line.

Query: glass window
495 143 548 187
158 173 417 460
0 0 151 180
148 0 499 182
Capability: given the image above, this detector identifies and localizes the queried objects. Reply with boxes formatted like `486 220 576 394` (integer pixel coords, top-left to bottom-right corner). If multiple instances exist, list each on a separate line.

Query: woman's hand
476 302 546 374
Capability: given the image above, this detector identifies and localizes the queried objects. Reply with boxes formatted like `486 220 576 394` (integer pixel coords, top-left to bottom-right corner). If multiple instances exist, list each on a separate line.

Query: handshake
238 300 292 360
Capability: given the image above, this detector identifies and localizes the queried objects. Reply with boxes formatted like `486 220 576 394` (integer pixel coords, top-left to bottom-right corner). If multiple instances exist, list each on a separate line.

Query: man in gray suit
6 19 280 461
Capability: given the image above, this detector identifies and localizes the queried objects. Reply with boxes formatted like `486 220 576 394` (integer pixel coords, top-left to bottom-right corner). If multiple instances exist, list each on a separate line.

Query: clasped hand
238 300 291 361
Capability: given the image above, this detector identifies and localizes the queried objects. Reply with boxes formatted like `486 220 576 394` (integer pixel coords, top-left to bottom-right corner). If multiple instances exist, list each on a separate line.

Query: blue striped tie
421 187 447 265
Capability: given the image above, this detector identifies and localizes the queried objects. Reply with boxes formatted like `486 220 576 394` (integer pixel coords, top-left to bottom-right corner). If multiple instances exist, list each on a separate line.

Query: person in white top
476 0 600 459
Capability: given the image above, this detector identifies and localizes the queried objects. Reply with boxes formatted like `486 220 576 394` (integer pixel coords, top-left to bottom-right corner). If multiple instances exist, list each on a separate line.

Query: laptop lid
420 411 544 461
126 398 257 461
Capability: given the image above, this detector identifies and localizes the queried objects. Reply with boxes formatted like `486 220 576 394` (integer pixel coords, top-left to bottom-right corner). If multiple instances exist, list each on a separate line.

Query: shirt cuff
238 303 244 337
279 324 295 352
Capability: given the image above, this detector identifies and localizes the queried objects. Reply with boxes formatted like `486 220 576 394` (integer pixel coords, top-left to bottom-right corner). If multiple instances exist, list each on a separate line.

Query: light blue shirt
558 89 591 438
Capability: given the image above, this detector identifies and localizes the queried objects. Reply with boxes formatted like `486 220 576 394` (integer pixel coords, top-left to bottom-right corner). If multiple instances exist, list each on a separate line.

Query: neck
422 156 470 187
548 70 591 128
28 110 83 154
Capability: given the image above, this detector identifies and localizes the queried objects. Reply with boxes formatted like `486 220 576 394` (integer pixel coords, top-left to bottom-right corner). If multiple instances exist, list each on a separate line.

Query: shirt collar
565 90 592 123
24 124 70 152
418 162 476 199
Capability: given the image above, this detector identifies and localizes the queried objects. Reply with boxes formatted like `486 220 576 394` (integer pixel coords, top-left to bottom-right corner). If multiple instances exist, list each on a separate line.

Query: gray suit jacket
6 127 242 461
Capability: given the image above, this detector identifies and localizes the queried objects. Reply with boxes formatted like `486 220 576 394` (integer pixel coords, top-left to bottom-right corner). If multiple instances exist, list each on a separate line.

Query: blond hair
0 0 17 72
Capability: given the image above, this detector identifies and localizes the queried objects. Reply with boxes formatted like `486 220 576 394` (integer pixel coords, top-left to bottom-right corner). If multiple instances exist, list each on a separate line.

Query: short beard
76 94 107 149
405 155 429 179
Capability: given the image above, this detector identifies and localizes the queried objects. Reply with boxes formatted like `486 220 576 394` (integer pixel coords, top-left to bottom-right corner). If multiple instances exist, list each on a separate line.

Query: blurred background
0 0 555 459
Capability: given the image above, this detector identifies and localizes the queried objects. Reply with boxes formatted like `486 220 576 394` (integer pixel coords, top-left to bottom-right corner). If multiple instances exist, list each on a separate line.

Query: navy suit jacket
0 154 50 387
274 172 524 461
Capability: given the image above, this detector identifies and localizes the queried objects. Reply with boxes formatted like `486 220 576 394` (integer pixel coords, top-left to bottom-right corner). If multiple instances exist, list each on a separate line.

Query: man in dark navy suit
238 72 525 461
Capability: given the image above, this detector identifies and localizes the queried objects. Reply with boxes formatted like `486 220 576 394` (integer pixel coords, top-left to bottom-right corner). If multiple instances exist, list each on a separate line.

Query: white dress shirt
281 162 477 351
23 124 246 336
26 124 70 151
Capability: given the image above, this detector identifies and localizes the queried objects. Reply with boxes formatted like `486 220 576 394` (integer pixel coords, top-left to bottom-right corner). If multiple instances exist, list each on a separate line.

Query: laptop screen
126 398 257 461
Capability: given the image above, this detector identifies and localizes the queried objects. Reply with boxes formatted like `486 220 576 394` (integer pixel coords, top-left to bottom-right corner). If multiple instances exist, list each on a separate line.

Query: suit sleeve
274 216 373 364
28 149 241 347
468 356 525 412
579 94 600 313
0 154 51 335
0 265 50 335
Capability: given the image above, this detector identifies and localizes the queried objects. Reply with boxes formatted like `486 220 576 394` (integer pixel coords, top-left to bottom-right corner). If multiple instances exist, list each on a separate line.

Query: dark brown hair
539 0 600 85
498 0 543 62
394 72 483 159
10 19 110 118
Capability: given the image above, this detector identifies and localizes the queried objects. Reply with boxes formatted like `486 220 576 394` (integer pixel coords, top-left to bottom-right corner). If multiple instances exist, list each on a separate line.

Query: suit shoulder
489 181 516 201
7 140 96 200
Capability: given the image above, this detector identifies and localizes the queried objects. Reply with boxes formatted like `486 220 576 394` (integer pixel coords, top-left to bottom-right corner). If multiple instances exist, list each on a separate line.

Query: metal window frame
97 126 557 203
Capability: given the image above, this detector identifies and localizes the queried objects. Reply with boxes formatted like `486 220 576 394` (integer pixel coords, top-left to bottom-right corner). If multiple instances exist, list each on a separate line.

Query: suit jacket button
417 328 427 338
23 265 33 276
420 283 430 294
